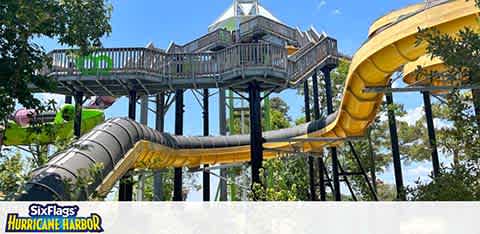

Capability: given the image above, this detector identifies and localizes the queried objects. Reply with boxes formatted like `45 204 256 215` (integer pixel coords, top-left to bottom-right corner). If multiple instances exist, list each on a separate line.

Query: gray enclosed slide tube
18 114 336 201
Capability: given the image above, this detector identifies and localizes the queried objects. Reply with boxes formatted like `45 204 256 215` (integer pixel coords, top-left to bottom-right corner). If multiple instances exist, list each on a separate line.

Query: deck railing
46 43 288 79
45 37 337 84
239 16 298 43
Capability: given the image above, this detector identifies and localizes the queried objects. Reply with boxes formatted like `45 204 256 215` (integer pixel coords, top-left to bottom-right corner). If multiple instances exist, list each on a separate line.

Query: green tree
0 0 112 123
0 152 29 200
406 0 480 200
409 162 480 201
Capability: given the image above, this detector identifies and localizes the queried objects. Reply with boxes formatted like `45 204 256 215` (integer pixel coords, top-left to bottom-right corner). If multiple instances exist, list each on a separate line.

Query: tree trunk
453 150 460 167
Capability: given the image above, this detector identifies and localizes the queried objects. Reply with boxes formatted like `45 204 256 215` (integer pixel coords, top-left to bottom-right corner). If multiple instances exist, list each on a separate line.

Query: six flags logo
4 204 104 233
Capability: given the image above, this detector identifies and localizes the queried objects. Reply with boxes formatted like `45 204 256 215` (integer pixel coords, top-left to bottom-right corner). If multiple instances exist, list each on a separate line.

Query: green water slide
3 105 105 146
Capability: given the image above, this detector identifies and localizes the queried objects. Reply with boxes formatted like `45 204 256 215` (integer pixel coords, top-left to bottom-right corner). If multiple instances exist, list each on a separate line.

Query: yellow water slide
134 0 480 167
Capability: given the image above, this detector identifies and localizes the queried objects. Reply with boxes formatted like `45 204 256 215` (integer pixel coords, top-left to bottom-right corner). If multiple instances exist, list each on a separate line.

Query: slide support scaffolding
203 89 210 201
304 80 317 201
73 91 83 138
323 67 341 201
119 90 136 201
422 91 440 177
153 93 165 201
174 89 184 201
248 81 264 199
311 71 327 201
219 89 228 201
386 92 406 201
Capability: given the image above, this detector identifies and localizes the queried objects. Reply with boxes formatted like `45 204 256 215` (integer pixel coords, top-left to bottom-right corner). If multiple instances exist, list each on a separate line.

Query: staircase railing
287 37 338 82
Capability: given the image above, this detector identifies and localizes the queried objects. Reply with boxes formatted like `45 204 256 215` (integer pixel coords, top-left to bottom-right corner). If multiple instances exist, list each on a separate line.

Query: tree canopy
0 0 112 122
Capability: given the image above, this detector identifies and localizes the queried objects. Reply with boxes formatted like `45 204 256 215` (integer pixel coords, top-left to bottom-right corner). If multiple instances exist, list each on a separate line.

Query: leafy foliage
0 152 29 200
405 0 480 200
0 0 112 122
409 162 480 201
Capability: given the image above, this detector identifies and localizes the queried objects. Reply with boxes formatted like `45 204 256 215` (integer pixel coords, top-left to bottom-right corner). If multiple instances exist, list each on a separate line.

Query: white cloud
317 0 327 9
408 164 431 177
35 93 65 107
392 78 404 88
399 106 424 125
378 112 388 122
434 118 452 129
399 106 453 129
332 9 341 15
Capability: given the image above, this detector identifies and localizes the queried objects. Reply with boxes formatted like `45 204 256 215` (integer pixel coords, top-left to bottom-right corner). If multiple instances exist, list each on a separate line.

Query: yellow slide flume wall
96 1 480 195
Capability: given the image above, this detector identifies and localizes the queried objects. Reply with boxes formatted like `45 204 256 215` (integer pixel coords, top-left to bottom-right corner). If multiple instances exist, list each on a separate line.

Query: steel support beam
136 95 148 201
174 89 184 201
264 95 271 131
218 88 228 201
317 157 326 200
323 67 341 201
367 128 377 193
304 80 317 201
65 96 72 104
348 142 379 201
153 93 165 201
364 83 480 93
248 81 264 199
386 93 406 201
311 72 321 121
337 163 357 201
203 89 210 201
311 71 327 201
73 92 83 138
422 91 440 177
119 90 136 201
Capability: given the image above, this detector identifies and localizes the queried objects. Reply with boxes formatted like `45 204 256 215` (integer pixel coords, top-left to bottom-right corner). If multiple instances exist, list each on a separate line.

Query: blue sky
36 0 442 200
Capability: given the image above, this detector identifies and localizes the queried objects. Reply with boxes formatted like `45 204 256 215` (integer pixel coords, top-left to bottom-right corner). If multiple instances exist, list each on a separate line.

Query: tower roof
209 0 281 32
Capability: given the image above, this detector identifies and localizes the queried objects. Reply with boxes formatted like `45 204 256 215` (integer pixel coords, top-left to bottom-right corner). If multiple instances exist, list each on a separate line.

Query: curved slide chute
402 55 472 95
19 0 480 200
3 105 104 146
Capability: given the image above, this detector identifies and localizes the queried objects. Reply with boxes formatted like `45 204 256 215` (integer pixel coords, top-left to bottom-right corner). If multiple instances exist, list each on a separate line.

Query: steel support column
248 82 264 198
174 89 184 201
136 95 148 201
304 80 317 201
422 91 440 177
73 92 84 138
153 93 165 201
119 90 136 201
386 93 406 201
219 89 228 201
323 67 341 201
203 89 210 201
311 72 321 120
311 71 327 201
348 142 379 201
367 128 377 193
65 96 72 104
